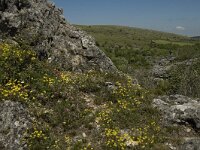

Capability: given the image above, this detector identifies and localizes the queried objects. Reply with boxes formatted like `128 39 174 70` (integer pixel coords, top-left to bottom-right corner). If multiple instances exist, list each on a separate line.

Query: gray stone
105 82 116 91
153 95 200 129
180 138 200 150
0 101 31 150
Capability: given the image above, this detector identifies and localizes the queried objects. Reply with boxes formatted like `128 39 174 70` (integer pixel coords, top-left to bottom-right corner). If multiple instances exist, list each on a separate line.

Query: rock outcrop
0 101 31 150
0 0 117 72
153 95 200 150
153 95 200 129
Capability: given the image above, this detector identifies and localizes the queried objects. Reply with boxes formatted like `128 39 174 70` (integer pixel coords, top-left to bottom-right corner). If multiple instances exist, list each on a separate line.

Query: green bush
168 59 200 98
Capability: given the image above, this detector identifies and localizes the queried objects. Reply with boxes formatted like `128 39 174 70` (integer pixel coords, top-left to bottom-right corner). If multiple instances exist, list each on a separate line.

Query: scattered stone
152 57 199 80
82 132 87 138
105 82 116 91
165 143 177 150
186 128 192 133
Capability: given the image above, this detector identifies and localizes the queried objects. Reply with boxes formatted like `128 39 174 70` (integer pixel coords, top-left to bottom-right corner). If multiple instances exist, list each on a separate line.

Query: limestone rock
0 101 31 150
180 138 200 150
153 95 200 129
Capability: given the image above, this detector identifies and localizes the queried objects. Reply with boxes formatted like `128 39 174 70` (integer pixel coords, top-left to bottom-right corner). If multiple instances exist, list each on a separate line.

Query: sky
52 0 200 36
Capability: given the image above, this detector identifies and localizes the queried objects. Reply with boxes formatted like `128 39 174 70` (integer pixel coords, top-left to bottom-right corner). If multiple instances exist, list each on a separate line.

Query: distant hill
76 25 190 49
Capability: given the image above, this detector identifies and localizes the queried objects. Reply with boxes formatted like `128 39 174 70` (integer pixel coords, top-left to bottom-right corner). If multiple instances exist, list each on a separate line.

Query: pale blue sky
52 0 200 36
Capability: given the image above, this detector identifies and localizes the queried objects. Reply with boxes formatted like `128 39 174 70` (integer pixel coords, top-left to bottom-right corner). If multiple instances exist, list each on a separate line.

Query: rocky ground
0 0 200 150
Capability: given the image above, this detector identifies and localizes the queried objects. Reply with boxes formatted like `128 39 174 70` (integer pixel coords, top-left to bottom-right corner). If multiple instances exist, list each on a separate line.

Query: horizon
52 0 200 36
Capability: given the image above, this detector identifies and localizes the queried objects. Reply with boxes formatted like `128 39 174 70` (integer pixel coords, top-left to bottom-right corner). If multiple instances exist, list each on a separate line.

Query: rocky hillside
0 0 116 72
0 0 200 150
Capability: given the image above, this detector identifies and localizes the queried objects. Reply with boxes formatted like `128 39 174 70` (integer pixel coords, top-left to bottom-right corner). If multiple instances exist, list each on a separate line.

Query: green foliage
168 59 200 98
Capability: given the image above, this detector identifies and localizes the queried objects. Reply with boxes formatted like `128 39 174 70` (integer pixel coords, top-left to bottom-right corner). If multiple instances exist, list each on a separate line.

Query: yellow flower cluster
42 74 55 85
104 125 159 149
114 82 128 98
0 43 10 60
60 72 71 83
117 99 129 110
96 109 112 126
27 129 48 148
53 140 60 149
0 43 36 62
114 79 144 107
65 136 72 145
104 128 139 150
129 122 160 148
95 78 160 149
0 80 29 101
29 130 47 140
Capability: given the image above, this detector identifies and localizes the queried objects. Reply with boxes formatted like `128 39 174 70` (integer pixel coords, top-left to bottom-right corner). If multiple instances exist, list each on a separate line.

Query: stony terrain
0 0 200 150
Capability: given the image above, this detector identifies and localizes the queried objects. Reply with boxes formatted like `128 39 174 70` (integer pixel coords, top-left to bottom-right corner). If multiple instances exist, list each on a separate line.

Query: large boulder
153 95 200 149
0 0 117 72
153 95 200 129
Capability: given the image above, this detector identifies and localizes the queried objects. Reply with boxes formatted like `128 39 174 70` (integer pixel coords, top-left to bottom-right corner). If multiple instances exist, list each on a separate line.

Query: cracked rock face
0 101 31 150
153 95 200 129
0 0 117 72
